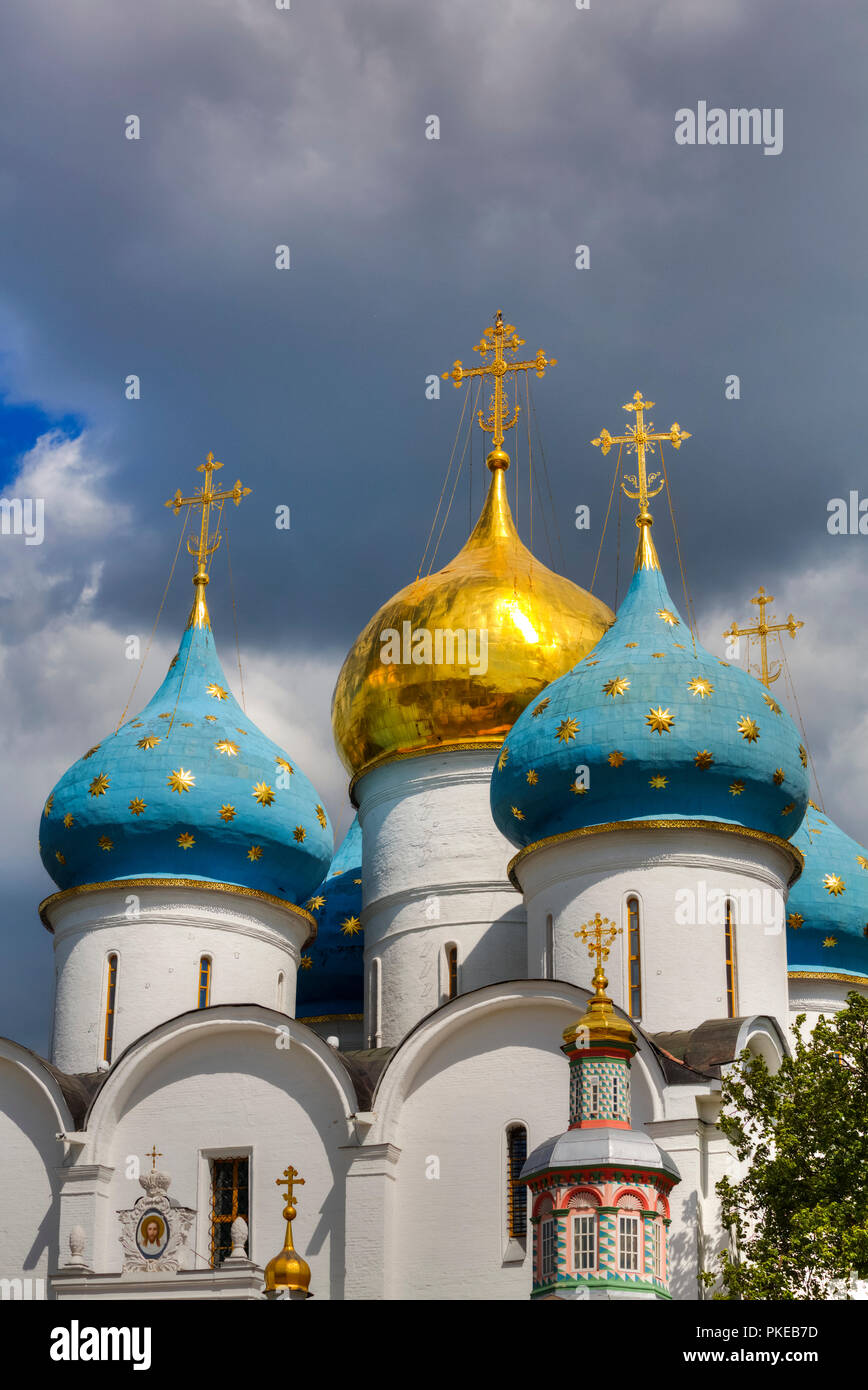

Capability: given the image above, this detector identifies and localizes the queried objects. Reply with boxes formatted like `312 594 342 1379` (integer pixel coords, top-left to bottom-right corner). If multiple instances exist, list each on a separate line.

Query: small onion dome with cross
331 312 613 779
264 1165 312 1296
491 392 809 848
786 803 868 984
296 816 364 1022
38 453 332 907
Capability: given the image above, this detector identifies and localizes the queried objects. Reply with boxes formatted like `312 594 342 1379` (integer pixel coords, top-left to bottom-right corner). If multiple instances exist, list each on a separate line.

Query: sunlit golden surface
332 462 614 776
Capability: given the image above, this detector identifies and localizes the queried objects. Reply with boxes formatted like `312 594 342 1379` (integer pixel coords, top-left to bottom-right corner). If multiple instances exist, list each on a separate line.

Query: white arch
0 1037 76 1134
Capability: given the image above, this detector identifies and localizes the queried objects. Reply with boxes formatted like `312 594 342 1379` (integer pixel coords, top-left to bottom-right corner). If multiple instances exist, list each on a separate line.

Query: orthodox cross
275 1164 305 1219
165 451 251 626
442 311 556 465
591 390 690 522
723 586 803 687
574 911 621 966
145 1144 163 1171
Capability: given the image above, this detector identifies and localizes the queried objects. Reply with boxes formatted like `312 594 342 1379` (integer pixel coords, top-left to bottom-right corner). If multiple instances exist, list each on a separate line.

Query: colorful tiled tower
521 912 680 1300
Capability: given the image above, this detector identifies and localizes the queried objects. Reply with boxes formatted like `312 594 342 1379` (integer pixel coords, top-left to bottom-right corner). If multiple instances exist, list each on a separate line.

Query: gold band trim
349 739 504 805
788 971 868 986
297 1013 364 1024
507 820 804 890
39 877 316 942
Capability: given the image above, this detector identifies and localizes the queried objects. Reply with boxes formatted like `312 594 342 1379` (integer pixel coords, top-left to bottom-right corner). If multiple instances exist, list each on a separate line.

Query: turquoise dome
491 556 809 847
296 816 364 1020
39 617 332 904
787 804 868 982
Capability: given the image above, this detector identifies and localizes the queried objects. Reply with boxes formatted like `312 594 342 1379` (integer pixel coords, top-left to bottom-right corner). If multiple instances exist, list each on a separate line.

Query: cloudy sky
1 0 867 1052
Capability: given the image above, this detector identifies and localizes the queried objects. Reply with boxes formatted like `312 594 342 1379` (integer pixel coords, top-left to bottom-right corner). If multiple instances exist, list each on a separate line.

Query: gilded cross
442 311 556 465
574 911 621 968
591 391 690 521
165 451 251 627
723 587 803 687
275 1164 305 1216
145 1144 163 1171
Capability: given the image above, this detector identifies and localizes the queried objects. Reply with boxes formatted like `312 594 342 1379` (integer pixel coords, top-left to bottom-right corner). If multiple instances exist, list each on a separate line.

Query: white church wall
45 884 310 1074
71 1009 356 1297
0 1045 73 1292
788 975 868 1038
356 751 527 1046
516 826 795 1033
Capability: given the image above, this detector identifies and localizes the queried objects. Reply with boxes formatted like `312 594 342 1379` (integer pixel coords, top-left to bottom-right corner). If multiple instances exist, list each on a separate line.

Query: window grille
506 1126 527 1237
573 1214 596 1270
618 1214 639 1271
210 1156 249 1267
103 954 118 1064
197 956 211 1009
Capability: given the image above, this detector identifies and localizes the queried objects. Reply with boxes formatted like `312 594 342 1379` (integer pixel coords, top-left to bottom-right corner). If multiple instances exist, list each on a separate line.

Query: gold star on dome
694 750 714 769
673 643 685 650
688 677 714 699
823 936 837 948
584 659 599 667
781 802 796 816
824 874 845 896
207 683 228 700
219 804 236 823
294 826 306 843
656 607 679 626
498 746 509 770
787 912 804 929
354 878 362 884
129 798 147 816
762 693 782 715
168 768 195 794
603 676 630 698
275 756 294 775
570 780 589 795
236 728 249 736
315 804 327 828
44 794 54 816
718 660 730 668
177 832 195 849
204 715 217 722
168 655 179 670
608 750 626 767
557 718 580 742
305 895 326 911
55 850 65 865
341 915 362 936
799 745 808 768
89 773 110 797
730 780 745 796
248 844 263 861
81 745 100 760
857 856 868 871
646 707 674 735
649 775 668 789
531 698 550 718
808 798 822 810
738 716 760 743
215 740 239 756
158 712 172 720
180 722 194 728
253 782 275 806
625 642 638 648
98 835 113 851
526 769 539 784
651 652 665 659
63 813 74 828
299 954 313 971
773 769 785 785
137 736 161 750
511 806 525 820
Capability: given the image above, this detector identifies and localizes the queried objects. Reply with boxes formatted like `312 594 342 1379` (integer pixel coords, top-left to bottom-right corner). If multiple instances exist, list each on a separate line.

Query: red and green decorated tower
522 913 680 1300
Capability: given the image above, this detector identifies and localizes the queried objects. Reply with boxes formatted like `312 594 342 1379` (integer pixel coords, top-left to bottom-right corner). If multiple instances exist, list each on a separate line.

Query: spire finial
563 911 635 1047
591 391 691 572
165 451 251 629
264 1163 312 1295
574 910 621 1004
145 1143 163 1171
723 586 804 687
442 311 557 470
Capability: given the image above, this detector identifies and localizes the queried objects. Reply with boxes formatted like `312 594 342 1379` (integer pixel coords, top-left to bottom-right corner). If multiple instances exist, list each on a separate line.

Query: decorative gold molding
788 970 868 986
297 1013 364 1024
507 819 804 890
38 877 316 941
349 740 503 805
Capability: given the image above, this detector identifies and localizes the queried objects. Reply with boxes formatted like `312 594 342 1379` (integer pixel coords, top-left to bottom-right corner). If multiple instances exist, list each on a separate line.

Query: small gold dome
263 1245 312 1294
332 458 614 777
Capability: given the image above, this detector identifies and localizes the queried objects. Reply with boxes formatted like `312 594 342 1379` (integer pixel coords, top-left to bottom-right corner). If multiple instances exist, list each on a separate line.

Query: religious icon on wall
135 1208 170 1259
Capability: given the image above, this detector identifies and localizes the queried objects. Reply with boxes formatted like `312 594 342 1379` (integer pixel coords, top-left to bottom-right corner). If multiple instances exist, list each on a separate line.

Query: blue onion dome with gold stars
296 816 364 1021
38 452 333 906
786 802 868 984
491 391 809 849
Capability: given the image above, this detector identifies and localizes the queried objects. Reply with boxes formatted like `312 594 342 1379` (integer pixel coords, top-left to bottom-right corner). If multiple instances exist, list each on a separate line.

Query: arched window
612 1073 621 1118
573 1212 597 1271
544 913 554 978
506 1125 528 1238
198 956 212 1009
724 898 737 1017
589 1080 599 1118
103 953 118 1064
540 1215 556 1281
618 1213 639 1271
276 971 285 1011
368 958 381 1048
446 945 459 1000
650 1219 663 1279
627 896 641 1019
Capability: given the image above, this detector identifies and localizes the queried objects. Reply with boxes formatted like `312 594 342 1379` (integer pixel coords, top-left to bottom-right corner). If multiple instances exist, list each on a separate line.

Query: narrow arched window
724 899 737 1017
618 1213 639 1271
276 971 285 1011
103 953 118 1064
612 1074 621 1118
544 913 554 978
540 1216 556 1281
369 958 381 1048
198 956 212 1009
627 896 641 1019
506 1125 528 1238
573 1213 597 1271
446 945 458 1000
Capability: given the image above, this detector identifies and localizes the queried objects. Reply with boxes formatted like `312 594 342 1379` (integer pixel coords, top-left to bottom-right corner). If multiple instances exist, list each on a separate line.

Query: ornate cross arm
442 311 557 461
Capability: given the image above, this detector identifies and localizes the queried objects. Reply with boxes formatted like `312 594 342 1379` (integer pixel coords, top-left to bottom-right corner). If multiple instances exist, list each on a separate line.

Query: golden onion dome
332 455 614 778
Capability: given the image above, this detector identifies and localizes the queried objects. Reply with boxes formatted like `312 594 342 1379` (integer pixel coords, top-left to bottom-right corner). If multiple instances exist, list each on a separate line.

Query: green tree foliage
704 992 868 1299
